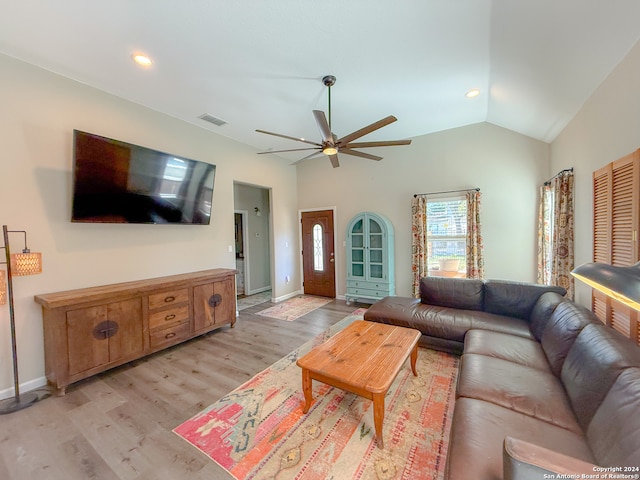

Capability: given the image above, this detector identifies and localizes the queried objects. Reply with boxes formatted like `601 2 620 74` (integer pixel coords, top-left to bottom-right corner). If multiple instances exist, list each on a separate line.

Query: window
426 198 467 276
313 224 324 271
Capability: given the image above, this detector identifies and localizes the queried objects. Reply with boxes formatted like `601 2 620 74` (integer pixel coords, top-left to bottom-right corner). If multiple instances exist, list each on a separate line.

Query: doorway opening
233 183 272 302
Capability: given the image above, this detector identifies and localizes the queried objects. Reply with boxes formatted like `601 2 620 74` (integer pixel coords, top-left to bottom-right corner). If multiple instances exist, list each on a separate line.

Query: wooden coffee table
296 320 421 449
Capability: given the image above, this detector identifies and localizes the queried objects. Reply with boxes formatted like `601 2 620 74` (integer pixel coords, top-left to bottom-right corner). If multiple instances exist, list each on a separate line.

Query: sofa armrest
503 437 599 480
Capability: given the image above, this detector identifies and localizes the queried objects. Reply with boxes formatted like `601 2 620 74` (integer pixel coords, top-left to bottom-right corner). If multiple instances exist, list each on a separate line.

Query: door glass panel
370 264 383 279
370 235 382 248
352 235 364 248
370 249 382 263
369 219 382 234
352 264 364 277
313 224 324 271
352 219 363 234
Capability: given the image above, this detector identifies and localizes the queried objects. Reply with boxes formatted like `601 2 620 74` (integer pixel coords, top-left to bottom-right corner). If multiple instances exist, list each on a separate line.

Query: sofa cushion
464 329 551 372
419 276 484 311
457 354 581 433
445 398 595 480
561 323 640 431
587 367 640 467
540 301 596 377
529 291 566 341
483 280 566 320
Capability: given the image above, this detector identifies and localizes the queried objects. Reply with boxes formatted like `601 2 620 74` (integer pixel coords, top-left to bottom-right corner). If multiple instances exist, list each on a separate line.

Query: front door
301 210 336 297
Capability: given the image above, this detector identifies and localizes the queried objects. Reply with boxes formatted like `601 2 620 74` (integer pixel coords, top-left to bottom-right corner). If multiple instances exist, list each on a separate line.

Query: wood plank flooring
0 299 363 480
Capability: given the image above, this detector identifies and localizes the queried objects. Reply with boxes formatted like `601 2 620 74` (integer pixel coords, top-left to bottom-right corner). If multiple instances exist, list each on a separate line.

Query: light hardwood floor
0 299 362 480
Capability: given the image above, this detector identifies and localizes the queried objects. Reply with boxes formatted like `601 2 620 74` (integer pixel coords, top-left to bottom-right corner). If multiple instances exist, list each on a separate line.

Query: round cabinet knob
208 293 223 308
93 320 119 340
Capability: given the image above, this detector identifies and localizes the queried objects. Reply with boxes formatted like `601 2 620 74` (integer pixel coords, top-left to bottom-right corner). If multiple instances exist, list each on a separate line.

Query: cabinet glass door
368 218 384 279
351 219 364 278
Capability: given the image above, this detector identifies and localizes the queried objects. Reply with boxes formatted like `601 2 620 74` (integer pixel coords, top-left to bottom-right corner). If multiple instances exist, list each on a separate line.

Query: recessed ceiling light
132 53 153 67
465 89 480 98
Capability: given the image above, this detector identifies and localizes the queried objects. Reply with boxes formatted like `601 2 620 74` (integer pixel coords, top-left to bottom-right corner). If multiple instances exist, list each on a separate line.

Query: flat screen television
71 130 216 224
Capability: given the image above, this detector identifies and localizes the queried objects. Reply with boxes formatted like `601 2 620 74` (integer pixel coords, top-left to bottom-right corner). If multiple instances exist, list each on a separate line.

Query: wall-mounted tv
72 130 216 224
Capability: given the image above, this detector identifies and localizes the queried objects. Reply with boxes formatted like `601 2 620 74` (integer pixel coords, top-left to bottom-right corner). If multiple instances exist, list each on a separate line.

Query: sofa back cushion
529 292 566 341
586 367 640 466
561 323 640 431
420 277 484 311
483 280 566 320
540 301 596 376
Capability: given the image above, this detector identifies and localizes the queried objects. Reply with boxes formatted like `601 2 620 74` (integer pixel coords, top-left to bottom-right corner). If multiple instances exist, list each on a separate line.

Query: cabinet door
65 298 143 376
107 298 144 361
367 216 385 281
193 277 235 333
66 305 110 376
350 218 365 278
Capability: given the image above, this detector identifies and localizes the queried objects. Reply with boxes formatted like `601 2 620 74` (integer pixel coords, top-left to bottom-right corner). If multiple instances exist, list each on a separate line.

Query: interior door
301 210 336 297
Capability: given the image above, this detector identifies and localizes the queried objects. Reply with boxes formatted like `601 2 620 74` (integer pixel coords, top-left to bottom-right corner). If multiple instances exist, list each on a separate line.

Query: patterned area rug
173 309 458 480
255 295 333 321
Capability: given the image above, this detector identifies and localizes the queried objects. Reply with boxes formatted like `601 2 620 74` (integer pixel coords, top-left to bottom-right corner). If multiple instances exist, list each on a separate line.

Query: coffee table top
296 320 421 394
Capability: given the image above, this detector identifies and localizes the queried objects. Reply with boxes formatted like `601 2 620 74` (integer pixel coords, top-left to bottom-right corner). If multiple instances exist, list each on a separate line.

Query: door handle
329 259 335 262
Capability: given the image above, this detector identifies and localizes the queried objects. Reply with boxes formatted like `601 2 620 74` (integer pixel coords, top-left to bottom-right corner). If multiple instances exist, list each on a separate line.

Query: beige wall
296 122 550 298
0 54 300 396
551 39 640 308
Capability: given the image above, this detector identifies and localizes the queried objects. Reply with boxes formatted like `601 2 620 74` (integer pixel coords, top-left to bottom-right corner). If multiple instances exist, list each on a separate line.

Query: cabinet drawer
148 288 189 310
149 322 191 349
149 304 190 331
347 280 388 290
347 287 387 298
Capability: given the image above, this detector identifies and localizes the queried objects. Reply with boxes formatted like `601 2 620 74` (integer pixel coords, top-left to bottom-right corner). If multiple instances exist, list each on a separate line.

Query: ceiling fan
256 75 412 168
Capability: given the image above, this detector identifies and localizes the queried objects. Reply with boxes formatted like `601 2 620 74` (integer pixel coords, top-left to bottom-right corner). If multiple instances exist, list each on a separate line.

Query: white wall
551 39 640 308
296 122 550 298
0 54 300 396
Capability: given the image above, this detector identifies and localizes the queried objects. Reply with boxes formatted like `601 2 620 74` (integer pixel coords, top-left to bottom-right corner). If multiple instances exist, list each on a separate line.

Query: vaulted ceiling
2 1 640 162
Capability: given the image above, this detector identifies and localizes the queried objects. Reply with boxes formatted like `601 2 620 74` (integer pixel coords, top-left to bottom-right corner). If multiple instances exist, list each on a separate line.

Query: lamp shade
10 252 42 276
0 270 6 305
571 262 640 311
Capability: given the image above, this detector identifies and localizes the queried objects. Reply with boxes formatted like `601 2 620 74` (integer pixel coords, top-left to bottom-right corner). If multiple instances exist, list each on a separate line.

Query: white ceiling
2 1 640 161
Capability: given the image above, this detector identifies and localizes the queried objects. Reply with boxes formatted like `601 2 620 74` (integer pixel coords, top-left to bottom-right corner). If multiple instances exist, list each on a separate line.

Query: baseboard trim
273 290 303 303
0 376 48 400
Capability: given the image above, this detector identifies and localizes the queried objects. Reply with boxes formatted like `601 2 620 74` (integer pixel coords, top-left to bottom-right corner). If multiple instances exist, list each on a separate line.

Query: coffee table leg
301 368 313 413
372 392 385 449
410 344 418 376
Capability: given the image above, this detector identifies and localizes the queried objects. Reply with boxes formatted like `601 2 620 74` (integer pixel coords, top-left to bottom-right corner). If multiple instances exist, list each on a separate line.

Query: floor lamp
0 225 43 414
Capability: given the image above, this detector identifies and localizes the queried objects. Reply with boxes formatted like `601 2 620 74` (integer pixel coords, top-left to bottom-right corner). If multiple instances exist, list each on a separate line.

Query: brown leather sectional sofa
364 276 640 479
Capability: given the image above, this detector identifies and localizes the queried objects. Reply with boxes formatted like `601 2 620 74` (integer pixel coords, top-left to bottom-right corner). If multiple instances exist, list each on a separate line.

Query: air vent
198 113 228 127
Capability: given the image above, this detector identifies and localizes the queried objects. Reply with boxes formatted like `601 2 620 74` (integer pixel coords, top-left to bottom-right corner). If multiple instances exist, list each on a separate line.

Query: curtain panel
537 171 574 299
411 195 428 297
465 190 485 279
551 173 575 299
537 184 553 285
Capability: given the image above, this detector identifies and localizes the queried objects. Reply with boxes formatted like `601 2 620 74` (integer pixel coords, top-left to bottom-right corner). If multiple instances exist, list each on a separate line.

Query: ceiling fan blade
290 150 326 166
312 110 333 143
328 154 340 168
337 115 397 145
257 147 321 155
346 139 412 148
255 129 322 147
340 148 383 161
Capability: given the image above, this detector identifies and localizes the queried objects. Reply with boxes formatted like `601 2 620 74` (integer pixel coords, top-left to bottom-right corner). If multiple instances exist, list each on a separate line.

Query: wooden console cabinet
34 268 236 395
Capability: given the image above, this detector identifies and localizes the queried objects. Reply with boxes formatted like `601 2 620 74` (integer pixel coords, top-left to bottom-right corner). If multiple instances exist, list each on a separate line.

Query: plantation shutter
592 149 640 345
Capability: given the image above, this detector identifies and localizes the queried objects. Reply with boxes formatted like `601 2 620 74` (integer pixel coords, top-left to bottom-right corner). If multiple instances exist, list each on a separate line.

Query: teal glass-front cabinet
345 212 395 304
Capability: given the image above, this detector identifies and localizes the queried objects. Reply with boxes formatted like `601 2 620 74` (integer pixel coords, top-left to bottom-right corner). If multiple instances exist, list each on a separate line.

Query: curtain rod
544 167 573 186
413 187 480 198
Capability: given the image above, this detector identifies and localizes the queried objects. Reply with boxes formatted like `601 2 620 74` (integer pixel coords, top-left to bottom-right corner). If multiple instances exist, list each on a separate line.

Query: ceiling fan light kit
256 75 411 168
